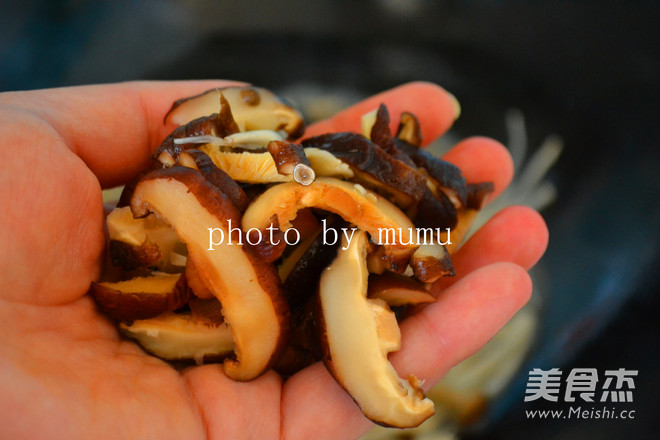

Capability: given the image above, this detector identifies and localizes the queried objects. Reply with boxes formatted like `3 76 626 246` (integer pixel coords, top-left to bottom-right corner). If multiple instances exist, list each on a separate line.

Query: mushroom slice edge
316 229 435 428
130 167 289 380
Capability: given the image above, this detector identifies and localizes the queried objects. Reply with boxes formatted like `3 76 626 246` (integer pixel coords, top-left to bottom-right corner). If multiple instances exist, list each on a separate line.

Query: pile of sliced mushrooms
92 86 493 428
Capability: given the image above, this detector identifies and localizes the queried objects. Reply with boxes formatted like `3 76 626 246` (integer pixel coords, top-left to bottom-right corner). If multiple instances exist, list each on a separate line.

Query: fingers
303 81 461 144
392 263 532 382
280 363 368 440
0 80 244 188
281 263 532 440
431 205 549 294
183 366 282 440
442 136 514 200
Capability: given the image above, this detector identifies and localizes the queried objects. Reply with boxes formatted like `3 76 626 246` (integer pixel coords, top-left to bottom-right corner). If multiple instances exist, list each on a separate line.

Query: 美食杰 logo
523 368 638 420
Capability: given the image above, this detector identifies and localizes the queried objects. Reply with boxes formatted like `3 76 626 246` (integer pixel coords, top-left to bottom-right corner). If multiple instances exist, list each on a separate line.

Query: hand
0 81 548 440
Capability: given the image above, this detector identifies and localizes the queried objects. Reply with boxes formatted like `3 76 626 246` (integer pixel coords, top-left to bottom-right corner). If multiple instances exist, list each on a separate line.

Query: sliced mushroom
185 259 214 299
176 150 249 212
174 129 285 151
267 140 315 185
164 86 305 139
317 230 435 427
441 209 478 255
274 301 321 376
304 147 354 179
410 242 455 283
369 104 418 168
117 161 163 208
120 312 234 364
287 207 321 242
201 148 291 183
395 140 468 207
396 111 423 147
439 182 495 254
367 272 435 307
106 206 184 271
242 177 419 272
155 94 240 163
199 146 352 184
189 297 224 322
410 185 458 231
302 133 427 209
278 226 322 282
361 108 378 139
465 182 495 210
91 272 190 321
281 217 344 311
244 215 288 263
130 167 289 380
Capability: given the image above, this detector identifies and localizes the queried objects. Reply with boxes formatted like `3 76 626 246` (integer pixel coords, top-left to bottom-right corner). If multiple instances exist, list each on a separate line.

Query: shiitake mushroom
92 87 496 427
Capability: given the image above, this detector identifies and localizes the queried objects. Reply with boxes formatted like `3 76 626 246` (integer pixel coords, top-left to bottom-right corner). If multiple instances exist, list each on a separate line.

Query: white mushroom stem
292 163 315 186
173 130 284 150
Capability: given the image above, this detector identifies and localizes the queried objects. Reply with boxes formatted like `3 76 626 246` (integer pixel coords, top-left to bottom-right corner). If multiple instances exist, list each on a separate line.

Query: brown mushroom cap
395 140 468 207
368 104 419 169
91 272 190 322
106 206 184 271
302 132 427 209
411 185 458 231
242 177 419 272
130 167 289 380
316 230 435 427
164 86 305 139
465 182 495 210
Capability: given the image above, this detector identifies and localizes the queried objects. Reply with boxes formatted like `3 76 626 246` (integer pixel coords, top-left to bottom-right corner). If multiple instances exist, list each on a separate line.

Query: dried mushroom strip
317 230 435 427
106 206 184 271
369 103 419 168
242 177 419 272
130 167 290 380
440 182 495 254
367 272 435 307
176 149 249 213
301 132 427 209
155 94 240 164
245 215 289 264
164 86 305 140
120 312 234 364
410 242 455 283
410 185 458 231
395 139 468 207
465 181 495 210
281 216 345 311
91 272 190 322
396 111 423 147
199 146 352 184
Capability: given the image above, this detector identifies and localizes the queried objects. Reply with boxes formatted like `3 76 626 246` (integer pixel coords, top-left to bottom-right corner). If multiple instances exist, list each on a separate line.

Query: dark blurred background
2 1 659 438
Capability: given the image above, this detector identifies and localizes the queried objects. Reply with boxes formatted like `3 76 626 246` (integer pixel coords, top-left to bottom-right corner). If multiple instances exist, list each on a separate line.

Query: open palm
0 81 548 440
